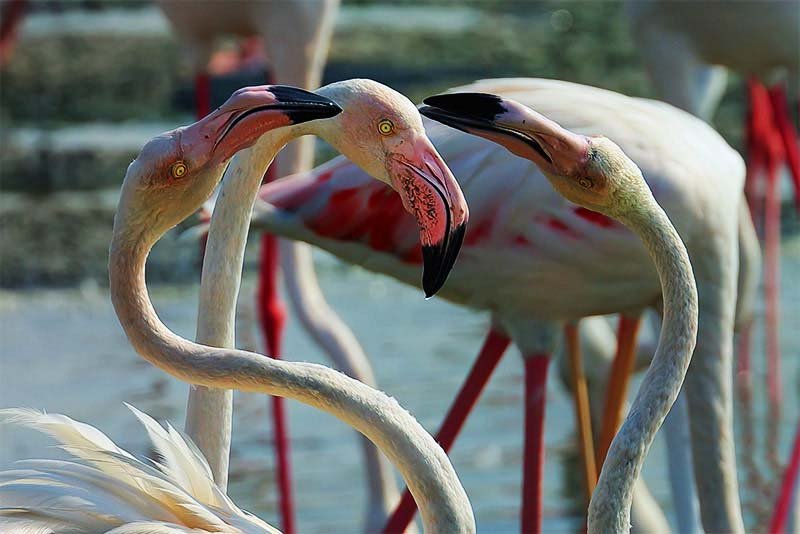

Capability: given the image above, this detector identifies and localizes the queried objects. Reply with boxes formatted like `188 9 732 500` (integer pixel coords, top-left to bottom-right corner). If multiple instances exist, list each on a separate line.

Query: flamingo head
420 93 649 219
116 86 341 240
315 79 469 298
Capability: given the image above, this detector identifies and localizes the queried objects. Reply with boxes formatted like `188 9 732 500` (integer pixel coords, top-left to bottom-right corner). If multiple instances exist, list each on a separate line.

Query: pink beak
181 85 342 166
387 135 469 298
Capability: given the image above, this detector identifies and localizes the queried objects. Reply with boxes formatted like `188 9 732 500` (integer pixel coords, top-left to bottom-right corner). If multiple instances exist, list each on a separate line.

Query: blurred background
0 1 798 532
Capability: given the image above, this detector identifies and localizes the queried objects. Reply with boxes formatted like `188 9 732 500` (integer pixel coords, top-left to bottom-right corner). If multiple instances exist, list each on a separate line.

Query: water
1 236 798 533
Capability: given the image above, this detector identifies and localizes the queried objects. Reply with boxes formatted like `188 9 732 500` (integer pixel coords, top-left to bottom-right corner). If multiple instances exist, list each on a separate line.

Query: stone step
1 3 654 124
0 121 340 193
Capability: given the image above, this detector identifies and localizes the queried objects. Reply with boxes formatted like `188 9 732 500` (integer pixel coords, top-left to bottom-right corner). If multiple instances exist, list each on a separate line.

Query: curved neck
109 213 474 532
588 199 698 533
185 134 286 488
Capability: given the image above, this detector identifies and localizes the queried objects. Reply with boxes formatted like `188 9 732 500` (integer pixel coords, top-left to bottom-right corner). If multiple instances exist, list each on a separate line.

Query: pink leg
382 329 511 533
521 355 550 534
768 420 800 534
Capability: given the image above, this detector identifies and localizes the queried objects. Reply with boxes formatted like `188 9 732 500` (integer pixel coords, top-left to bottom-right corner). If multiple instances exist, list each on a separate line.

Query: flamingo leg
521 354 550 534
382 328 511 533
767 84 800 214
596 315 642 467
564 322 597 500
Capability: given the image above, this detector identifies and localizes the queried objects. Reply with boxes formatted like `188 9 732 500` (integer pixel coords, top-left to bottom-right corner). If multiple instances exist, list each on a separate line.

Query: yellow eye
170 162 187 179
578 177 594 189
378 119 394 136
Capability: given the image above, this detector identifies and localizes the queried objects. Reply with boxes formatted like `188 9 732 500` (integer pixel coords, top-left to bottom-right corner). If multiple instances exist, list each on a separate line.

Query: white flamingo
250 78 742 533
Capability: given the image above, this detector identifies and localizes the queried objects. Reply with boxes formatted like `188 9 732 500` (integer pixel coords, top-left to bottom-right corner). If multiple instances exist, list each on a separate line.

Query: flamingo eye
578 177 593 189
170 162 188 179
378 119 394 136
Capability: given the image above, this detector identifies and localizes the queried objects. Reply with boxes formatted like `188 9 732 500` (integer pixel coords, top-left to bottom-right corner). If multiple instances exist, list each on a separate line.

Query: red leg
521 355 550 534
382 329 511 533
768 84 800 214
768 419 800 534
257 233 294 534
745 80 769 225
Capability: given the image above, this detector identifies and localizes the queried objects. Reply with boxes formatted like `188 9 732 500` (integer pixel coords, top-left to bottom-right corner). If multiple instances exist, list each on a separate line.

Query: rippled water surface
1 235 798 533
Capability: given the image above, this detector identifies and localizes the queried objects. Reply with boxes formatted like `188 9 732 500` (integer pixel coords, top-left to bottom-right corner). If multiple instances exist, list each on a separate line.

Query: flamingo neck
588 198 698 533
108 207 475 533
185 133 288 488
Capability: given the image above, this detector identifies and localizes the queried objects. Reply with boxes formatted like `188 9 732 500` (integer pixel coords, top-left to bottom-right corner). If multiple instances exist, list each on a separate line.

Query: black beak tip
269 85 342 123
422 93 506 122
420 222 467 299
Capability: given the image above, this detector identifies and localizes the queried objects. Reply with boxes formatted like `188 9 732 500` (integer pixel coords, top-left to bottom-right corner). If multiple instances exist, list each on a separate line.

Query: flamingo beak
182 85 342 165
387 136 468 298
420 93 590 177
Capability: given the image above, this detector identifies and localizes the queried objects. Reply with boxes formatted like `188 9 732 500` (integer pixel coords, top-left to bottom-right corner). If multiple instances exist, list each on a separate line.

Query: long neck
184 135 284 489
109 220 474 532
587 198 698 533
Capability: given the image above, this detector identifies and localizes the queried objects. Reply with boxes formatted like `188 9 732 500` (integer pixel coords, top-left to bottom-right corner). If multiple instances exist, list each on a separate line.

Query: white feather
0 407 278 533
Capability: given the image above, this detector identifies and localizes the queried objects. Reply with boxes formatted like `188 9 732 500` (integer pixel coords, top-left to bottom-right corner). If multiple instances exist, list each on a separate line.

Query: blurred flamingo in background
627 0 799 417
627 1 800 528
251 78 745 533
156 4 405 532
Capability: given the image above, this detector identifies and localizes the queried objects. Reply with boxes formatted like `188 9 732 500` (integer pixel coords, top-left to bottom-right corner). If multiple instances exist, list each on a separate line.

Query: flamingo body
258 78 742 321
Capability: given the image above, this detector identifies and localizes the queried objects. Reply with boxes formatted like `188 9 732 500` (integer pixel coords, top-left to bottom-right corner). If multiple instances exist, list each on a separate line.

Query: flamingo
0 82 475 533
188 77 468 532
419 91 699 533
1 88 701 534
627 0 799 415
250 78 743 533
626 2 800 527
156 5 391 530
